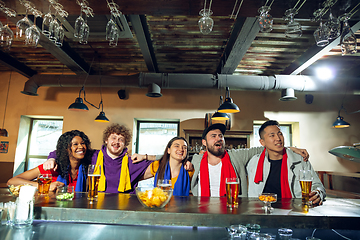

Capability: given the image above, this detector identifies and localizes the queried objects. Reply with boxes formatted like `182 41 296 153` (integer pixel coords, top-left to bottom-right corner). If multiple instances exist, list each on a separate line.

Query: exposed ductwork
21 73 360 96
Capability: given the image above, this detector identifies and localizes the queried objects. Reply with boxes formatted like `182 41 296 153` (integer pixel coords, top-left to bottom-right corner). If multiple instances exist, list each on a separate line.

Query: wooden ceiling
0 0 360 80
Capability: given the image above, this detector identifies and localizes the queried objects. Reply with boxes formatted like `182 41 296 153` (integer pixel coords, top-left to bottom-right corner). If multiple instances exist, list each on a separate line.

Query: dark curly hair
157 137 189 180
102 123 132 147
55 130 93 180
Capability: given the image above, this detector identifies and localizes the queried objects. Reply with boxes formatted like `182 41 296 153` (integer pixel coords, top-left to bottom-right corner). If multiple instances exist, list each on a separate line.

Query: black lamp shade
211 112 229 120
218 98 240 113
0 128 8 137
68 98 89 111
332 116 350 128
95 111 109 122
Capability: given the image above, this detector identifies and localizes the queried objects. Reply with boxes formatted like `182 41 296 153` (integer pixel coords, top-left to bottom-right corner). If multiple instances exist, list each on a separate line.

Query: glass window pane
29 120 63 156
28 157 48 170
137 122 178 155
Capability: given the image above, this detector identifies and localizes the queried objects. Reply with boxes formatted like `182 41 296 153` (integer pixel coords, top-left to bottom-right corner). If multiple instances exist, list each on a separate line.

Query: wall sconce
146 83 162 97
212 96 229 120
217 87 240 113
0 71 12 137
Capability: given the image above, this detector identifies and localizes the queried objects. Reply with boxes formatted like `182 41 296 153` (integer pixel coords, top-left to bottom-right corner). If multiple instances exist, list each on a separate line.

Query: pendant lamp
217 87 240 113
212 96 229 120
94 101 109 122
68 87 89 111
332 116 350 128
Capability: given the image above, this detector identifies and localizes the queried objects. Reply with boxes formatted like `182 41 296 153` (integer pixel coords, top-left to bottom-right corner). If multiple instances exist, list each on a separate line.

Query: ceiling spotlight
315 67 334 81
146 83 162 97
279 88 297 101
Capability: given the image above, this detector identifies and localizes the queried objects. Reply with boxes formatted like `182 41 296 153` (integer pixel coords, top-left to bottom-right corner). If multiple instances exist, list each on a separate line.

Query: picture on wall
205 113 231 130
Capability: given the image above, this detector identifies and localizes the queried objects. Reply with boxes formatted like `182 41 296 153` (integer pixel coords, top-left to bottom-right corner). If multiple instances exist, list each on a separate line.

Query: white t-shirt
198 162 222 197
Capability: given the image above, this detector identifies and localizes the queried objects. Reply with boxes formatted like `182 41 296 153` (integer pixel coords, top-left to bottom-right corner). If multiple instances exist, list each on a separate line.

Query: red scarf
200 151 237 197
254 148 292 198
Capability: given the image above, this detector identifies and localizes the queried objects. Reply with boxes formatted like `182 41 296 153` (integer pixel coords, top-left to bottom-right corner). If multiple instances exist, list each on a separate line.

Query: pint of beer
226 178 240 209
88 165 101 201
37 174 52 194
299 169 313 209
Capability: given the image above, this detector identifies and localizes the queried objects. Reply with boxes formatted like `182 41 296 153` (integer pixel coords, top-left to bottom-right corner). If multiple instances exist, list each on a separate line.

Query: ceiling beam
0 51 37 78
282 21 360 75
217 17 260 74
128 15 159 73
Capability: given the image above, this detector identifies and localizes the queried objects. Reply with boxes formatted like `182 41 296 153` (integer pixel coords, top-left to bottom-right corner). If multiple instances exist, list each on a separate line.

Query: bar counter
1 189 359 231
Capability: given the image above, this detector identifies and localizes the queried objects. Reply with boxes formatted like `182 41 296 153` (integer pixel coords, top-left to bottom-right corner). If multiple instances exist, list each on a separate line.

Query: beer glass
157 179 172 191
87 165 101 201
225 177 240 209
299 169 313 209
37 174 52 195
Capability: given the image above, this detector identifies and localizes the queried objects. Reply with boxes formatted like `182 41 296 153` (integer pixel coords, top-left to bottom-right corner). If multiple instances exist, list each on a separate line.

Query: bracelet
145 154 148 160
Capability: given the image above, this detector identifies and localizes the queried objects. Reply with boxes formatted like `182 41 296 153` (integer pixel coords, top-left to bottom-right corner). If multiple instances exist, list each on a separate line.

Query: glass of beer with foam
299 169 313 211
87 165 101 202
226 177 240 209
37 174 52 195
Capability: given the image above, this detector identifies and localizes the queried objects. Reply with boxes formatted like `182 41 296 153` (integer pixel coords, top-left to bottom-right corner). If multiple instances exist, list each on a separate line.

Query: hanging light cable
0 71 11 137
94 74 109 122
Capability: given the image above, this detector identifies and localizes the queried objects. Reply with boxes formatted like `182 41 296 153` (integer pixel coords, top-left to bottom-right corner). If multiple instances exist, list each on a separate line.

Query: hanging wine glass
49 17 59 43
0 24 14 50
74 7 85 38
25 11 41 48
55 23 65 47
340 17 357 56
79 15 89 44
258 6 273 33
106 13 116 40
313 21 329 47
108 25 119 47
325 12 340 40
284 8 302 38
198 9 214 35
42 5 53 37
16 8 31 40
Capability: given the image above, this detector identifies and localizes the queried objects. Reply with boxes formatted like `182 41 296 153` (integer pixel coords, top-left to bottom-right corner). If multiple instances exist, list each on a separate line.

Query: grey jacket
246 148 326 200
190 147 264 197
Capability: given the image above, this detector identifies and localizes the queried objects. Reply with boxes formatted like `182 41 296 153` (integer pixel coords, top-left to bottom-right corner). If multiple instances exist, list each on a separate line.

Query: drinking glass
198 9 214 35
313 21 329 47
55 23 65 47
284 9 302 38
226 224 247 239
258 6 273 33
340 18 357 56
258 193 277 213
106 15 119 47
42 6 53 37
16 9 31 40
87 165 101 202
37 174 52 195
157 179 172 190
299 169 313 211
246 224 261 239
226 177 240 209
74 8 85 38
278 228 293 240
49 18 60 43
249 233 273 240
25 15 41 48
325 12 340 40
0 24 14 50
79 15 89 44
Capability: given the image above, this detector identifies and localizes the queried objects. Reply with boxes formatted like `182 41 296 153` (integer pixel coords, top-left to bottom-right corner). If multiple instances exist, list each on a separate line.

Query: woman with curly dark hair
8 130 93 192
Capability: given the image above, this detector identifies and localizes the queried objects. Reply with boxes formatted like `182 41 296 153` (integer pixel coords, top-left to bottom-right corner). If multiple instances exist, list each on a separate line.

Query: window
135 120 179 155
252 123 292 147
26 119 63 170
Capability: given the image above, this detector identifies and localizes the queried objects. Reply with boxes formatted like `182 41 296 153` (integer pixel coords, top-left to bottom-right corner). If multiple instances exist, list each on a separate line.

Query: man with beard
45 124 152 193
246 120 325 205
190 123 309 197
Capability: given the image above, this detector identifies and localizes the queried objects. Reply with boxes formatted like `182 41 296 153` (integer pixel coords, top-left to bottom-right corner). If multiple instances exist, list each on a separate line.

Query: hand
49 181 64 192
184 161 194 171
43 158 57 171
290 147 309 161
131 153 147 163
309 190 323 206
